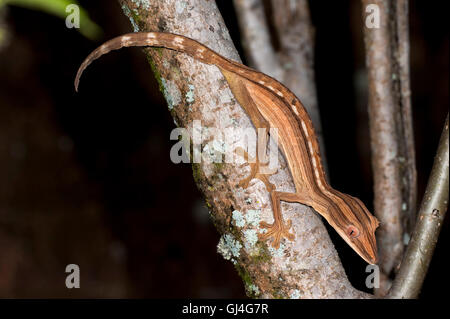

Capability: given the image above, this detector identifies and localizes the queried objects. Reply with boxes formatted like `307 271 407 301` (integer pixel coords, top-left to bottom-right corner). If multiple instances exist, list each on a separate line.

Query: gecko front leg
237 150 298 249
259 191 309 248
235 130 298 249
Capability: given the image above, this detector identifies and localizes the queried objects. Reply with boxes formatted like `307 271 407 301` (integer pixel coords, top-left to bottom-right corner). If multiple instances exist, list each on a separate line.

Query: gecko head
328 193 379 264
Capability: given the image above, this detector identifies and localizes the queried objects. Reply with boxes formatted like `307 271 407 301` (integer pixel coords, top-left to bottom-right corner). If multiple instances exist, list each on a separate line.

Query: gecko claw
259 219 295 248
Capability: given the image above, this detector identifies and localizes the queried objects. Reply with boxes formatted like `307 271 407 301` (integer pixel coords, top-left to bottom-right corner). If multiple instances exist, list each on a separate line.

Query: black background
0 0 447 298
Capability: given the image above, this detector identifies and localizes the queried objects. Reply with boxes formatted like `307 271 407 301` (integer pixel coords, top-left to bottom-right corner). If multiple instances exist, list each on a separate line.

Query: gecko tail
74 33 153 92
74 34 125 92
74 32 217 92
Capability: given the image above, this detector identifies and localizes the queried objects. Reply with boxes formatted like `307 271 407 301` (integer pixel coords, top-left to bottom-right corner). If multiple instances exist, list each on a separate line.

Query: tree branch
388 114 449 299
118 0 370 298
361 0 417 295
232 0 283 80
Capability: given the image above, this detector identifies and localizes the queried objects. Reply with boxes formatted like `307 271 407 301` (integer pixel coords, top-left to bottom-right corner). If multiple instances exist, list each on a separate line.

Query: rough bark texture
232 0 283 80
388 115 448 299
361 0 417 295
118 0 370 298
233 0 326 170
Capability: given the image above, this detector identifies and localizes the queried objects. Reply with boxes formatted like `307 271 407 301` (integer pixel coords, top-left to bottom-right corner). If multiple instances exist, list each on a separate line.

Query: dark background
0 0 447 298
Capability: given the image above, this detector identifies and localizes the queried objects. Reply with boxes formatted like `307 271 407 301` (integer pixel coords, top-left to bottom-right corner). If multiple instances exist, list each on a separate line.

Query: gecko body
75 32 379 264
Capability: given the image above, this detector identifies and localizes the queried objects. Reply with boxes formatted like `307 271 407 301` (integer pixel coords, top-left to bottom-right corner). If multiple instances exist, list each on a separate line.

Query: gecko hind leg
260 191 310 248
235 146 275 192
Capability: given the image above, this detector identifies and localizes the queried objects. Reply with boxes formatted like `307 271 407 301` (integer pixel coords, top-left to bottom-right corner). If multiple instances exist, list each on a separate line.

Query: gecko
75 32 379 264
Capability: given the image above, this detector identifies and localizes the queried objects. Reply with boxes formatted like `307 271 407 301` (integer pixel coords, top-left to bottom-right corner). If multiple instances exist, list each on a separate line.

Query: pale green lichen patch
161 78 182 111
243 229 258 250
269 243 286 258
247 284 260 296
217 234 242 262
231 208 264 255
232 210 245 228
290 289 301 299
232 209 261 230
245 209 261 227
186 84 195 104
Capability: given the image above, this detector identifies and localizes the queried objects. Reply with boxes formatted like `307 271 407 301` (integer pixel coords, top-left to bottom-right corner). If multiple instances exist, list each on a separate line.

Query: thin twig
361 0 417 295
388 114 449 299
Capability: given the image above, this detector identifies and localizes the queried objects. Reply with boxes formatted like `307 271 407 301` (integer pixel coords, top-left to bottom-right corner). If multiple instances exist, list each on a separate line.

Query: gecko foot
259 219 295 249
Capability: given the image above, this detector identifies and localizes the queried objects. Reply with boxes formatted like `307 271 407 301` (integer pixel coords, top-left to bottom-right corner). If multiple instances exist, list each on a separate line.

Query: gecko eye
346 225 360 238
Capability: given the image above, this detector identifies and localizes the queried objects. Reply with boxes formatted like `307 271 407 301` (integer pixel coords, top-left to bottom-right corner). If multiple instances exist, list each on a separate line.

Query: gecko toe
259 220 295 248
